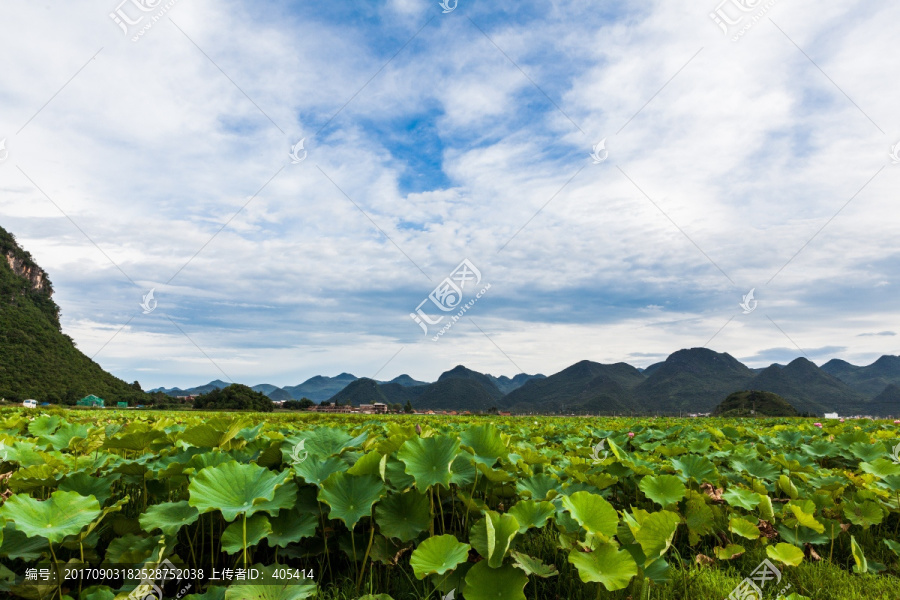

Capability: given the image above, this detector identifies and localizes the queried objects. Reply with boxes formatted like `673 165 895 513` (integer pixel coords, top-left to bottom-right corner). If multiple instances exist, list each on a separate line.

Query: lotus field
2 411 900 599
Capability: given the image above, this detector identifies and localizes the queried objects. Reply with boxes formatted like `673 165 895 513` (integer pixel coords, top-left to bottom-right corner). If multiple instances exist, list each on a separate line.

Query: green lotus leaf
460 424 508 467
714 544 745 560
223 564 316 600
0 490 100 544
731 458 781 480
79 586 115 600
318 472 385 530
409 534 470 579
267 506 318 548
252 480 298 516
859 458 900 478
516 473 559 501
850 534 869 574
104 533 161 564
463 562 527 600
842 500 884 528
634 510 680 563
568 542 638 591
509 550 558 578
777 474 799 499
285 428 368 458
470 511 519 568
27 415 62 437
374 490 432 542
0 522 48 560
184 587 227 600
221 514 272 554
139 501 200 537
848 442 886 463
766 542 804 567
292 455 348 486
179 421 247 449
728 516 760 540
639 475 686 507
358 596 393 600
885 539 900 557
450 455 477 487
507 499 555 533
670 455 717 483
188 460 293 521
722 487 762 511
59 472 117 506
561 491 618 538
397 436 460 491
37 422 90 451
786 503 823 534
103 430 166 452
347 450 385 478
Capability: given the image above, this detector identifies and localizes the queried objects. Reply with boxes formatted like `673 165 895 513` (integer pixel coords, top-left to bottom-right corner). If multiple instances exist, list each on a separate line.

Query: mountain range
2 223 898 416
154 347 900 416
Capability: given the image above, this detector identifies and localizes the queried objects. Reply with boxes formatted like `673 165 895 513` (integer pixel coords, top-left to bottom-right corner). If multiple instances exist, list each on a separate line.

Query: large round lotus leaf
224 564 316 600
510 550 559 578
103 430 166 452
318 472 385 530
463 562 527 600
714 544 745 560
252 480 299 517
561 491 618 538
0 490 100 544
268 507 318 548
634 510 680 563
188 461 293 521
460 424 508 466
397 436 460 491
568 542 638 591
179 421 247 449
221 514 272 554
515 473 559 501
670 455 717 483
638 475 686 507
766 542 805 567
285 428 368 458
59 473 116 506
728 516 760 540
139 501 200 537
409 534 471 579
470 511 519 568
507 499 555 533
375 490 432 542
450 455 476 487
27 415 62 437
293 455 348 486
722 488 762 511
0 523 48 560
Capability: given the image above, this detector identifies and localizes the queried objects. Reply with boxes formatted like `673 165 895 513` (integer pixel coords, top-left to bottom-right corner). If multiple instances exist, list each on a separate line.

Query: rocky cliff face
5 251 48 293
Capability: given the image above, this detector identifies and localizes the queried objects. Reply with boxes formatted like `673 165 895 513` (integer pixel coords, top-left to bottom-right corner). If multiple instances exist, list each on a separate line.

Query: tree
388 403 402 413
404 400 413 414
282 398 315 411
193 384 274 412
131 381 142 391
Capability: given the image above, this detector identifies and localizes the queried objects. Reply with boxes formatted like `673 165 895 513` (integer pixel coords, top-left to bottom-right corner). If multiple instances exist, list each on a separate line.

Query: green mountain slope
503 360 645 412
712 390 799 417
0 225 146 404
822 356 900 397
632 348 755 413
747 358 867 415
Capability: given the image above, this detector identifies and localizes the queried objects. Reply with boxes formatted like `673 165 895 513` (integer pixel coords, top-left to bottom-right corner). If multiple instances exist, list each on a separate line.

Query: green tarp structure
77 394 105 408
117 402 128 408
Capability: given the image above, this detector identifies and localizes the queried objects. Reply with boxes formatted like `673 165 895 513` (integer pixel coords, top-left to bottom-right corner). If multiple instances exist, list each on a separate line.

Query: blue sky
0 0 898 389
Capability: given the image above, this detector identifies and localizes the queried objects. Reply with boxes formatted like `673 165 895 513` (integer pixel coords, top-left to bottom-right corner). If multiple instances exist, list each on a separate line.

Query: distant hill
414 378 500 411
503 360 645 412
437 366 504 400
712 390 799 417
748 358 867 415
329 378 394 405
822 356 900 397
873 384 900 410
0 225 147 404
251 384 292 401
387 374 429 387
632 348 755 413
283 373 358 401
489 373 546 395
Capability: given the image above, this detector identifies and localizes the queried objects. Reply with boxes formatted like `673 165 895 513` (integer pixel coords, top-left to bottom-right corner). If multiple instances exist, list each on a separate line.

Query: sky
0 0 898 389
